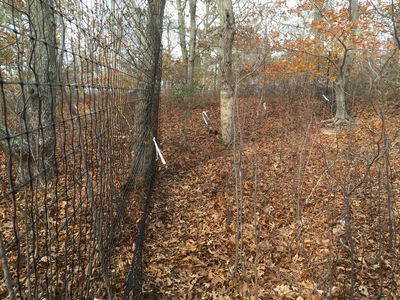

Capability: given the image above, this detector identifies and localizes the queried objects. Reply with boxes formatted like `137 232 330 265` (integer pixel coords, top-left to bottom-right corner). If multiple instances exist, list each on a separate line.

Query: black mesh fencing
0 0 164 298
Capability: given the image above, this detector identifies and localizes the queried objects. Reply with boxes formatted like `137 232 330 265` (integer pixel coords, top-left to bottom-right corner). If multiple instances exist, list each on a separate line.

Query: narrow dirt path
142 102 236 298
142 98 307 299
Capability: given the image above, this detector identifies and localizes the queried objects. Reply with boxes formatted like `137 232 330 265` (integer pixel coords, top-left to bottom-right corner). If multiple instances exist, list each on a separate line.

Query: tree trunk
176 0 188 83
166 18 173 55
205 0 210 33
349 0 359 22
124 2 166 297
127 0 165 189
21 0 57 183
336 0 358 121
390 2 400 49
312 0 324 98
187 0 197 86
334 73 350 120
326 0 358 125
217 0 235 145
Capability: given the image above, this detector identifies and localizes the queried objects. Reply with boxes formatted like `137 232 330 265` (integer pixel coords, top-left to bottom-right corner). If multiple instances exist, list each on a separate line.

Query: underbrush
143 96 400 299
163 83 219 109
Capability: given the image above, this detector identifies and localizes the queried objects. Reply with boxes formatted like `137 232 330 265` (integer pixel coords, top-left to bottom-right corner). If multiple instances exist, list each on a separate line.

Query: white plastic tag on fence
153 137 166 165
202 111 210 126
322 94 330 102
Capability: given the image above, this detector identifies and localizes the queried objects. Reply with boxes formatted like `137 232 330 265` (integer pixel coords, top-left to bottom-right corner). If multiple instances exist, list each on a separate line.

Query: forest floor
142 96 400 299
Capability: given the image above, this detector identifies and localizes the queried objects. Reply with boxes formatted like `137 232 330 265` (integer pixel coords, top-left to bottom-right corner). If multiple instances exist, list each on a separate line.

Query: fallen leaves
142 97 400 299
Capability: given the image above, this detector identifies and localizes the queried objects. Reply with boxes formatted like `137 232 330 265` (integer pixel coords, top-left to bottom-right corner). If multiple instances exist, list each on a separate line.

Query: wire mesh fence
0 0 164 298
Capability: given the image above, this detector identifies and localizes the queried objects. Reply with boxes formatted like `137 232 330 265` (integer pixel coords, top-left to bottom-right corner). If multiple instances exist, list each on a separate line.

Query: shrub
173 81 205 102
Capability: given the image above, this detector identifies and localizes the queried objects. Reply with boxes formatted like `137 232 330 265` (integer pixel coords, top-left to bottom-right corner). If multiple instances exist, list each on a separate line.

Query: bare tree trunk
389 0 400 49
166 17 173 55
124 3 166 297
325 0 358 125
0 122 29 161
21 0 57 183
205 0 210 33
312 0 324 98
0 0 57 184
176 0 188 83
187 0 197 86
217 0 235 145
334 0 357 122
127 0 165 189
335 73 350 120
349 0 359 23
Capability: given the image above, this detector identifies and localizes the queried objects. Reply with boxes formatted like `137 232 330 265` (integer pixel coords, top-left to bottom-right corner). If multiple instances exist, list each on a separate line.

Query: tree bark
124 2 166 298
187 0 197 86
334 73 350 120
349 0 359 22
325 0 358 124
166 17 173 55
21 0 57 183
0 122 29 161
390 0 400 49
176 0 188 83
312 0 324 98
127 0 165 189
217 0 235 145
334 0 357 122
0 0 57 185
